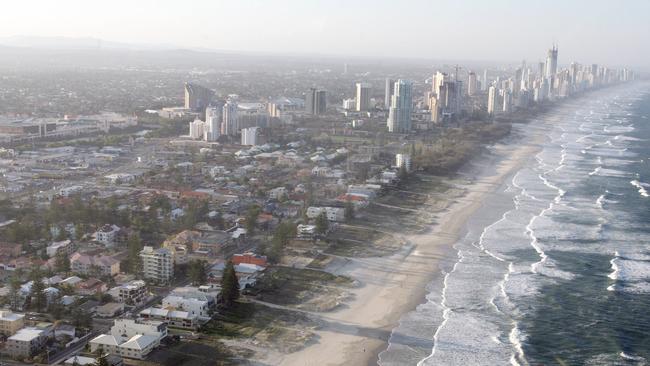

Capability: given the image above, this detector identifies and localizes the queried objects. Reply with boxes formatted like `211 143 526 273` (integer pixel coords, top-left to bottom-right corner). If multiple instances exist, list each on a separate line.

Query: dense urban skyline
0 0 649 68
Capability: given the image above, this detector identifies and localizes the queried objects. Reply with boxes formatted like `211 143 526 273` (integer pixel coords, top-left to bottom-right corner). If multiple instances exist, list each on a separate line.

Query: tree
245 206 260 235
344 200 355 222
30 278 47 313
188 260 208 285
126 233 143 276
94 353 109 366
55 251 70 273
267 222 296 264
8 276 21 310
315 211 329 235
220 261 240 309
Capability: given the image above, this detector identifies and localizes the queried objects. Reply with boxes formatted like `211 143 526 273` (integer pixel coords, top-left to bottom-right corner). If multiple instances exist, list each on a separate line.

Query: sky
1 0 649 68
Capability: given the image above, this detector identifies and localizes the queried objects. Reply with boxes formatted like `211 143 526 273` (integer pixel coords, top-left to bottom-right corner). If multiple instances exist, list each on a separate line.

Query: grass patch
203 301 319 353
249 267 352 311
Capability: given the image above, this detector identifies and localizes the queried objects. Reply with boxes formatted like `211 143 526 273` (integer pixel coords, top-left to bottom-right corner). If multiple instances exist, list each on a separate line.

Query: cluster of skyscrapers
486 45 634 116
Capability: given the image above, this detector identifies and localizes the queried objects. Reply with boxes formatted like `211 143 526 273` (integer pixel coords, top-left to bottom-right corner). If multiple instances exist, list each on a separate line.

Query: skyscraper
184 82 214 112
482 70 488 91
305 88 327 115
241 127 259 146
355 82 372 112
205 106 221 141
384 78 395 109
468 71 478 96
487 86 498 116
221 100 239 136
387 79 413 133
545 45 558 78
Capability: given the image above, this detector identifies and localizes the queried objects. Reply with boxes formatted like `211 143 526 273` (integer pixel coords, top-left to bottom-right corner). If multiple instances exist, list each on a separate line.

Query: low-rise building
116 280 147 306
96 302 125 318
95 224 122 246
89 318 167 360
139 308 199 329
6 327 48 358
306 206 346 222
70 253 120 277
0 311 25 336
46 240 74 258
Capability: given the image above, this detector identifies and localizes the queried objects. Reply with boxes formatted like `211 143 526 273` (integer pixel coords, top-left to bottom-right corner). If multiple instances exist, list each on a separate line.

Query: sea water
379 81 650 366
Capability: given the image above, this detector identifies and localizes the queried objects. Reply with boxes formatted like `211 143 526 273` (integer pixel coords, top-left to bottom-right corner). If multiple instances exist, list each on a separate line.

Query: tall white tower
355 83 372 112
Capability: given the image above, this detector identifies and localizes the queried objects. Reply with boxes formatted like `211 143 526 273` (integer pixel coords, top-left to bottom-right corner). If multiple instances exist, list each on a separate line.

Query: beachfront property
162 286 219 321
89 318 167 359
139 307 199 329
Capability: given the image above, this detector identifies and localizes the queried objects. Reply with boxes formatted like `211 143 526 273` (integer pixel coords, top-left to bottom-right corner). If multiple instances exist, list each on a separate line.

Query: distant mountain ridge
0 35 176 51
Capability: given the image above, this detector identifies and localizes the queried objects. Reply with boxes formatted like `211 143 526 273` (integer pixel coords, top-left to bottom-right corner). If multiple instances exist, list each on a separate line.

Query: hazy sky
1 0 649 67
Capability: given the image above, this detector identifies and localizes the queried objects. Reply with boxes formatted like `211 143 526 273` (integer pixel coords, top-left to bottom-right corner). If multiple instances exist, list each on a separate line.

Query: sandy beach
278 132 544 366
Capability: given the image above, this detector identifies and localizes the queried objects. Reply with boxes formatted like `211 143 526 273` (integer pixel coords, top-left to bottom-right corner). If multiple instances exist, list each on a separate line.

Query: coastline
277 126 546 366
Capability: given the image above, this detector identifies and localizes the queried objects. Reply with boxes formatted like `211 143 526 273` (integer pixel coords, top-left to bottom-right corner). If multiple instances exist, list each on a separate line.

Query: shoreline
278 126 545 366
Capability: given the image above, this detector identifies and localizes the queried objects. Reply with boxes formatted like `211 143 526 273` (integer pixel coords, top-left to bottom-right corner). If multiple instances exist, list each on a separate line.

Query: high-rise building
545 45 558 78
205 106 221 141
502 89 512 113
468 71 478 96
305 88 327 115
355 83 372 111
487 86 498 116
387 79 413 133
430 96 441 124
184 82 214 112
221 100 239 136
384 78 395 109
140 246 173 285
241 127 259 146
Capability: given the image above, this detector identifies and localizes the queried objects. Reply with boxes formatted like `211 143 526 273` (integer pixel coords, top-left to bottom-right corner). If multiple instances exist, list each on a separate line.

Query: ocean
379 81 650 366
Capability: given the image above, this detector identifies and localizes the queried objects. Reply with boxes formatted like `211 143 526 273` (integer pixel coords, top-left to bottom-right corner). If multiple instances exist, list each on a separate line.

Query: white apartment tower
140 246 174 285
487 86 498 116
